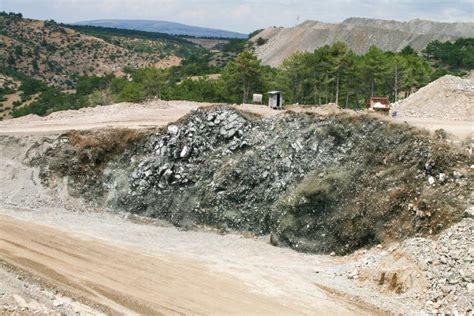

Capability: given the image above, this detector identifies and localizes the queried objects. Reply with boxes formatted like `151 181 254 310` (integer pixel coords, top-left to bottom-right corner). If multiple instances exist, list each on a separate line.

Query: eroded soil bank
22 106 472 255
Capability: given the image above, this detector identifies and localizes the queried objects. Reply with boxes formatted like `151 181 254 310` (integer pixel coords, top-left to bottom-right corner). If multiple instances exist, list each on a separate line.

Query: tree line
276 44 432 107
10 38 473 117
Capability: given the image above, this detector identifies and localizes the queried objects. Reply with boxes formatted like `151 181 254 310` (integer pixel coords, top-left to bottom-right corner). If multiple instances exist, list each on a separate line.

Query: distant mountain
74 19 248 39
251 17 474 66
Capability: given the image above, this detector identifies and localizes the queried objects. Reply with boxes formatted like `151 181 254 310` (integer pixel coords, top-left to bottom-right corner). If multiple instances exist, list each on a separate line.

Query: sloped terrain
26 107 472 255
0 14 180 87
252 18 474 66
391 75 474 121
68 24 206 59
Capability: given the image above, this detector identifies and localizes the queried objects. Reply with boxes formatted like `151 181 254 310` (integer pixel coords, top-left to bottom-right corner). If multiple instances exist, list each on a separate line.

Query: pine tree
221 51 265 104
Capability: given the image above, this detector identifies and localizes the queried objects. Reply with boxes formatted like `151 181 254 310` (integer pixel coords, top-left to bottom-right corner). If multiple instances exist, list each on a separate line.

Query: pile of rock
128 108 252 195
35 106 472 255
121 107 330 232
403 215 473 314
391 75 474 121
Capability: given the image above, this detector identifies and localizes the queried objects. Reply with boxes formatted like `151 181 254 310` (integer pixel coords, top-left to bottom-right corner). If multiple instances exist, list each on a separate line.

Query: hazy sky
1 0 473 33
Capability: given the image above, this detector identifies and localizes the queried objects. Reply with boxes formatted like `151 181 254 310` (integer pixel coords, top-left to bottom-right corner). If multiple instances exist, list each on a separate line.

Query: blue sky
1 0 473 33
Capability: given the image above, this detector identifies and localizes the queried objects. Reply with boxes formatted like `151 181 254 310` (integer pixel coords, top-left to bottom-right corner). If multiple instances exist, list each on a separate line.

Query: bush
20 77 47 96
248 29 264 39
76 75 113 96
12 100 22 108
109 78 128 94
86 89 115 106
256 37 267 46
117 83 145 102
12 87 84 117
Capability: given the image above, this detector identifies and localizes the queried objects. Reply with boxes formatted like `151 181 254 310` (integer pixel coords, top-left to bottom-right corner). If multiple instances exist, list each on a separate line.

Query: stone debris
0 264 97 315
403 218 474 315
30 106 472 256
391 75 474 121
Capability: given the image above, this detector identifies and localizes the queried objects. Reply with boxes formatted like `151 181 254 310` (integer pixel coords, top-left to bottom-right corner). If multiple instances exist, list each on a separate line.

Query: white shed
268 91 283 109
252 93 263 104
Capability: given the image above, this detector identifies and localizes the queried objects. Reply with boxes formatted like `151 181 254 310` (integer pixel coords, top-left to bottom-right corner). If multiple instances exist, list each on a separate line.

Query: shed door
269 95 276 108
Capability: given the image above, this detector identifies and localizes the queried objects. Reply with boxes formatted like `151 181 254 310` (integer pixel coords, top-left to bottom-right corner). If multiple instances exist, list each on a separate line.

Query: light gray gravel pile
391 75 474 121
403 216 473 314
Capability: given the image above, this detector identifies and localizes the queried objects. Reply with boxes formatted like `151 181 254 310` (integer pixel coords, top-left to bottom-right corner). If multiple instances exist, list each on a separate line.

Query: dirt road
1 100 471 140
0 101 204 135
0 211 375 315
0 101 280 136
391 117 473 140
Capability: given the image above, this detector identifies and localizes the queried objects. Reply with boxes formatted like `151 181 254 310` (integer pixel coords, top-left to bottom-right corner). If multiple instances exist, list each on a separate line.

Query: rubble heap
391 75 474 121
404 216 474 314
31 106 472 254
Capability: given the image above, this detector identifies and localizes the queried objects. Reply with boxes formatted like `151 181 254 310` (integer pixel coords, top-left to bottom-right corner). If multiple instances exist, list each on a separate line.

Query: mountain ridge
74 19 248 39
252 17 474 66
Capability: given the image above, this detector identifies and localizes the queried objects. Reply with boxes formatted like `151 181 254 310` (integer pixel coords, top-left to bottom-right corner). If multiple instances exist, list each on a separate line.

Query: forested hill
1 11 472 122
0 12 204 88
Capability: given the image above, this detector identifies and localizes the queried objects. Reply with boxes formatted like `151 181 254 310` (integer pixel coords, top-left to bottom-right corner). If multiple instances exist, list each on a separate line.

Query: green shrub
117 82 145 102
76 75 113 96
20 77 47 96
256 37 267 46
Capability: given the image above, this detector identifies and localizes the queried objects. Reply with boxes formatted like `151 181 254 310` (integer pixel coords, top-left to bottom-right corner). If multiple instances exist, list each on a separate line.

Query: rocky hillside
252 18 474 66
27 106 472 255
0 14 182 87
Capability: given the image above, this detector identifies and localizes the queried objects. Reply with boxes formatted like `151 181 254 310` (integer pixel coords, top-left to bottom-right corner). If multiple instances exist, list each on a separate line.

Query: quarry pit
0 101 472 315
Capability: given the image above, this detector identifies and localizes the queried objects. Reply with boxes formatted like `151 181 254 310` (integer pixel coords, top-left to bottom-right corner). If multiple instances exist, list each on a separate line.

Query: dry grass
66 129 149 151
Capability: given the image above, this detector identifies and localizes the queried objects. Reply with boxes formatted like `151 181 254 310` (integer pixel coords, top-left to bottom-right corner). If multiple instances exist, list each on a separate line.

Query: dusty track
0 101 280 136
0 212 375 315
0 215 297 314
391 117 473 139
0 100 471 140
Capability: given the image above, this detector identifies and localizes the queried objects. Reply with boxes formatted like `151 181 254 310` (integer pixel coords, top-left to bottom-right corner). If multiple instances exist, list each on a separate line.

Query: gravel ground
404 216 474 314
0 261 100 315
328 215 474 315
0 206 415 314
1 204 472 314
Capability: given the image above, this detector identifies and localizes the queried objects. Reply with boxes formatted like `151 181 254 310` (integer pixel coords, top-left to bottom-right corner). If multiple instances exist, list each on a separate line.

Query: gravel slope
252 18 474 66
391 75 474 121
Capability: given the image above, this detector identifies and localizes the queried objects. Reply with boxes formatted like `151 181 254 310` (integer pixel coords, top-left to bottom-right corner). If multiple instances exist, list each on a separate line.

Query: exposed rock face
252 18 474 66
29 107 472 254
